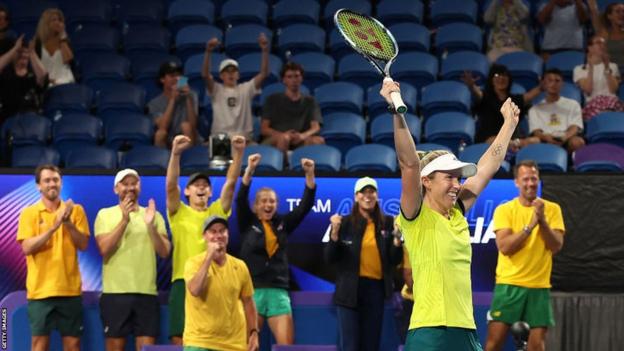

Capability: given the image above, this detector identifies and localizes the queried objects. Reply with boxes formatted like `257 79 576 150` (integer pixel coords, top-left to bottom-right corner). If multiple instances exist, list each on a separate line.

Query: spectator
17 165 90 351
34 8 74 86
485 160 565 351
184 215 259 351
537 0 589 59
147 61 200 148
588 0 624 71
462 64 540 153
325 177 403 351
0 35 48 125
202 33 269 142
528 68 586 153
237 154 316 345
484 0 533 62
573 35 623 120
260 62 324 154
0 5 16 55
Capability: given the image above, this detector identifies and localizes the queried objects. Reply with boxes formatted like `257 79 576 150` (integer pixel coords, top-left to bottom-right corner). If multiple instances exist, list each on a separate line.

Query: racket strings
336 12 397 61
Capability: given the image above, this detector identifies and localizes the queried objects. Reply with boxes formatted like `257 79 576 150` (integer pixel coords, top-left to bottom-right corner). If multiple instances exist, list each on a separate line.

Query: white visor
420 153 477 178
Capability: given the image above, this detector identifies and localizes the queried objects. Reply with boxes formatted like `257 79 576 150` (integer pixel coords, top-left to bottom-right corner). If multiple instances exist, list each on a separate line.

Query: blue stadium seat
545 50 584 83
290 52 335 91
52 113 102 160
104 113 154 150
96 82 146 118
220 0 268 26
123 24 171 61
420 81 472 119
258 82 310 108
320 112 366 156
167 0 215 34
323 0 372 28
328 28 352 60
388 23 430 53
435 22 483 55
370 112 421 148
224 24 273 59
175 24 223 62
376 0 424 26
242 145 283 172
11 1 56 32
290 144 342 172
272 0 320 27
237 52 283 86
122 145 171 170
459 143 510 173
345 144 397 172
11 146 60 168
440 51 489 82
531 82 583 106
424 112 475 154
184 52 227 98
573 143 624 172
416 143 452 153
314 82 364 115
62 0 111 31
132 54 182 101
516 143 568 172
71 25 120 57
586 112 624 147
430 0 478 26
337 53 378 90
392 52 438 91
43 83 94 118
367 82 417 118
65 146 118 169
117 0 165 26
496 51 544 90
79 53 130 92
2 113 51 147
619 84 624 102
277 24 325 57
180 145 210 171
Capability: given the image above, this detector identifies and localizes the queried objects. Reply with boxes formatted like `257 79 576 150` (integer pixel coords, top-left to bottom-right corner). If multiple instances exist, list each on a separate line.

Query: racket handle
383 77 407 114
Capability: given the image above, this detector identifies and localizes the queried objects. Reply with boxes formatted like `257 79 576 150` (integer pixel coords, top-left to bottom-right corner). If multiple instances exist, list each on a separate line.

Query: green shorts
405 327 483 351
488 284 555 328
169 279 186 337
253 288 292 318
27 296 83 337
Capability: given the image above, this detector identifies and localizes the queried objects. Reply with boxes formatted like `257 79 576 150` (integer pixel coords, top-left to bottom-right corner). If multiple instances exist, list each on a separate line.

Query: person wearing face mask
485 160 565 351
33 8 74 86
236 154 316 345
325 177 403 351
94 169 171 351
202 33 269 142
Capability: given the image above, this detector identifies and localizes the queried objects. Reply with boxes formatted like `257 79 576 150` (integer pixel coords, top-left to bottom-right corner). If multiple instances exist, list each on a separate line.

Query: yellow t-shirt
398 203 475 330
17 200 90 299
94 205 167 295
183 252 254 351
262 220 279 258
169 200 230 282
359 221 382 279
493 198 565 288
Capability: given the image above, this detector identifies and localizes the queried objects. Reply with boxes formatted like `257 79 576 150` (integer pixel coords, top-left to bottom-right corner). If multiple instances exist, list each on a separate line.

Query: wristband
249 328 259 337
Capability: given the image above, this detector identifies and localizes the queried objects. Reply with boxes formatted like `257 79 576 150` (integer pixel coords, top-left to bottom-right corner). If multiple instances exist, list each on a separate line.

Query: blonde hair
36 8 65 43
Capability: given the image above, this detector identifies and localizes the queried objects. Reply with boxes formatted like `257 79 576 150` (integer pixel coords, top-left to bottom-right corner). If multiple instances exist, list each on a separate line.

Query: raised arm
202 37 219 95
59 28 74 64
587 0 607 36
27 40 48 86
219 135 246 213
382 80 422 219
537 0 556 25
461 71 483 100
459 98 519 211
237 154 262 230
0 36 22 72
166 135 193 215
253 33 269 89
283 158 316 232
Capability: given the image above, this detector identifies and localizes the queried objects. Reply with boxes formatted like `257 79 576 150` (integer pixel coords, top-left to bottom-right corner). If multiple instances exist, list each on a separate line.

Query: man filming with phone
148 61 200 148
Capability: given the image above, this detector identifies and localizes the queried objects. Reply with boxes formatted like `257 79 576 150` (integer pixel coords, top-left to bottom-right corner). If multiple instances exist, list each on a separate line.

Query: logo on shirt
227 97 237 107
548 113 561 126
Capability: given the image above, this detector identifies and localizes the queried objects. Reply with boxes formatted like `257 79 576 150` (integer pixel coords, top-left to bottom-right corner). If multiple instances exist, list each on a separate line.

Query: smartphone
177 76 188 89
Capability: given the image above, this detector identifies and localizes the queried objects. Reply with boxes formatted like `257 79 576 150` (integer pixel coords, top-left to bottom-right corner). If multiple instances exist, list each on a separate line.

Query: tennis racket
334 9 407 114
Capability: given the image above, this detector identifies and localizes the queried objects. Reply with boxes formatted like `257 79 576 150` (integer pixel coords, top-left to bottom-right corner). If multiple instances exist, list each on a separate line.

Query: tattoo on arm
492 144 504 157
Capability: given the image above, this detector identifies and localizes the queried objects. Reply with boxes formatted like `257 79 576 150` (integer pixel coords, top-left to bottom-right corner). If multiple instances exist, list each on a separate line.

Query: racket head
333 8 399 76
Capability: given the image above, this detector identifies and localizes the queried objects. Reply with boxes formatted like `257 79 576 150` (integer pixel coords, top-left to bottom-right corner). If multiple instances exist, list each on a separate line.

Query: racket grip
383 77 407 114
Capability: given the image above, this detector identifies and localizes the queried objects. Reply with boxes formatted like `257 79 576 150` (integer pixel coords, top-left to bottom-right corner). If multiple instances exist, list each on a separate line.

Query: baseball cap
420 153 477 178
186 172 211 188
158 61 183 78
354 177 378 193
114 169 140 186
202 215 229 232
219 58 239 72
